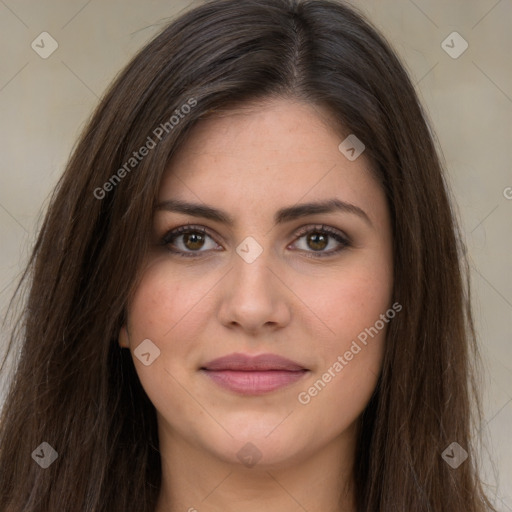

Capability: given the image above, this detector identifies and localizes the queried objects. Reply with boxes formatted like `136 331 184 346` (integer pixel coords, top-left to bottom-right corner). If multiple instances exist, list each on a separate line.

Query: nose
216 246 291 335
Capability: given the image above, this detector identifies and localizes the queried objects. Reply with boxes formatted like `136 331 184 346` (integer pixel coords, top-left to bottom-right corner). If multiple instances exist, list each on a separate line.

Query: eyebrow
155 198 373 228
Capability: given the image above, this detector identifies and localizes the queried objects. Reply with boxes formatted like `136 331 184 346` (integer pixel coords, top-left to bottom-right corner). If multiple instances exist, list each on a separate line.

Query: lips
202 353 307 371
200 353 309 395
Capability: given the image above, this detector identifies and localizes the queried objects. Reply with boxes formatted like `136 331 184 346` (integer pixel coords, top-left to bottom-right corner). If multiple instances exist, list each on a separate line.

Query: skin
119 98 394 512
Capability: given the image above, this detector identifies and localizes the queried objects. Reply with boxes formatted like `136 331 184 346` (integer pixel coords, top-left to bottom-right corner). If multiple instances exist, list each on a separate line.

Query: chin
199 426 312 470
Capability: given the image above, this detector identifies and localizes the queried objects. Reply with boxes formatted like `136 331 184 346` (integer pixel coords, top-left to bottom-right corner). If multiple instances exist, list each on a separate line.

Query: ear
118 324 130 348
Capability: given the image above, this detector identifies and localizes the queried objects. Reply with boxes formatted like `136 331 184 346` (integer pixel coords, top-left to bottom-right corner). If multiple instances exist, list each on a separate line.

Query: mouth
200 352 310 395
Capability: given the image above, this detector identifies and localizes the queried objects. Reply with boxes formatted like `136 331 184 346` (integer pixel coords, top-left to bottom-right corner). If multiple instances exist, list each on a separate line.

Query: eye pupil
184 232 205 250
308 232 328 251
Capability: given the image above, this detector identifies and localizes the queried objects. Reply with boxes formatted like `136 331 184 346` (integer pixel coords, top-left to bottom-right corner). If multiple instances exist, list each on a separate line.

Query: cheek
124 262 209 418
127 258 213 343
314 277 388 386
292 261 391 418
292 259 393 350
295 289 389 437
123 261 208 405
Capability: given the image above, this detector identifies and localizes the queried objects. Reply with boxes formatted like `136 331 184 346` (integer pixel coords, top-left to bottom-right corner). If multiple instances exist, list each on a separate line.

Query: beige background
0 0 511 508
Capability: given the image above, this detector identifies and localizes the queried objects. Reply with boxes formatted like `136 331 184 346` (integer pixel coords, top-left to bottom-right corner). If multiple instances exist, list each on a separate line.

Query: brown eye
161 226 220 257
306 232 329 251
291 225 351 258
182 232 206 251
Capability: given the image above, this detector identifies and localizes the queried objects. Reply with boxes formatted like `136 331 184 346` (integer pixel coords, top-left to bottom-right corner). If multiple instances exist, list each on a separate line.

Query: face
119 98 394 470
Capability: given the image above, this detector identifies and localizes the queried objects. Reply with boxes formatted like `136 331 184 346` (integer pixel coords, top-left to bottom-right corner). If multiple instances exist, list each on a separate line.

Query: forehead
159 98 383 225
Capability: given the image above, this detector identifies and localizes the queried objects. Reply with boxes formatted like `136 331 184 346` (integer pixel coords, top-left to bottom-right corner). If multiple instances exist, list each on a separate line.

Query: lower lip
201 369 309 395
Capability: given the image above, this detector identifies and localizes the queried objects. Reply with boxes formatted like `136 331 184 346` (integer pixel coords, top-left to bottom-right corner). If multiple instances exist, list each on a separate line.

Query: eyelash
160 224 351 259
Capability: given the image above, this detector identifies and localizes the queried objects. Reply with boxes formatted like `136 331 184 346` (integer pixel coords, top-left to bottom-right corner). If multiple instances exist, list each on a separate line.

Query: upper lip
201 353 307 371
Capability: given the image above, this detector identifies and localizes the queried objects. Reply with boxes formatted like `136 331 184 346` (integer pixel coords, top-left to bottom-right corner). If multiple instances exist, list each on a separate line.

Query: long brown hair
0 0 496 510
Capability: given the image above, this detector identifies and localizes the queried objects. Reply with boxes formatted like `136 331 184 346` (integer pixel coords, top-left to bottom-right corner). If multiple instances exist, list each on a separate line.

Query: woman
0 0 497 510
